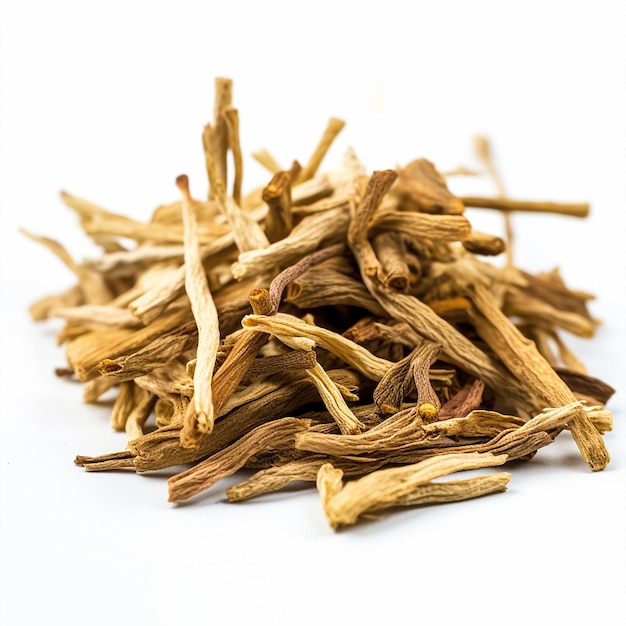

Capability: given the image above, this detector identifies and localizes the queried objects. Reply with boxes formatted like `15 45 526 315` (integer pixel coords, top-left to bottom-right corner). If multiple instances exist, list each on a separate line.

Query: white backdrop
1 2 625 625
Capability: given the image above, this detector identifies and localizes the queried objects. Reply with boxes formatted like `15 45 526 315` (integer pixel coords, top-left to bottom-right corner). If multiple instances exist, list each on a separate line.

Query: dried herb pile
25 78 615 530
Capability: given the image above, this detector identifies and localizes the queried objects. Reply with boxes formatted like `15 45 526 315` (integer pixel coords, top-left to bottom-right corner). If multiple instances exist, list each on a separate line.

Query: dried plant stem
320 452 507 529
297 117 345 182
263 166 298 243
81 216 226 245
228 457 330 501
83 375 118 403
252 148 282 174
347 170 398 278
462 231 506 256
242 312 393 381
224 107 243 205
21 229 113 304
65 306 191 381
305 363 364 435
295 406 424 458
246 349 317 380
50 305 142 329
208 77 233 195
232 206 349 280
408 341 443 420
316 464 345 521
111 382 136 431
470 283 609 470
372 231 410 291
29 285 84 321
125 388 157 442
285 264 386 316
504 288 595 338
268 243 344 312
369 211 472 243
393 159 465 214
167 418 311 502
84 245 185 276
177 175 221 447
372 472 511 510
98 322 196 381
59 190 124 224
226 455 387 502
373 350 417 414
291 174 334 205
461 196 589 218
210 289 272 413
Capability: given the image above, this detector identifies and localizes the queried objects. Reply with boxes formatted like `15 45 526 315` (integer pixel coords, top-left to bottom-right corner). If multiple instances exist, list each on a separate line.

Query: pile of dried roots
24 78 614 529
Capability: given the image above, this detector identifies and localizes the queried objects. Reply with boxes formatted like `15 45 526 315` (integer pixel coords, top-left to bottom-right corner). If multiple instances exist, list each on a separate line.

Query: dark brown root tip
176 174 191 198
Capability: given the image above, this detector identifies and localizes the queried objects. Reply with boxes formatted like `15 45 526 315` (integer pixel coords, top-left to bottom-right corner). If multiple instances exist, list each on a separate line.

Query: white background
1 1 625 625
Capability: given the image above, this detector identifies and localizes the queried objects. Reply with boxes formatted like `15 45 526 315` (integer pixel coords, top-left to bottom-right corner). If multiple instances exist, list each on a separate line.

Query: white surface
1 1 625 625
